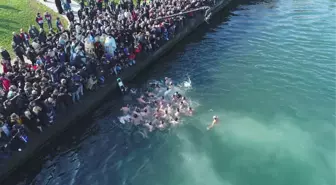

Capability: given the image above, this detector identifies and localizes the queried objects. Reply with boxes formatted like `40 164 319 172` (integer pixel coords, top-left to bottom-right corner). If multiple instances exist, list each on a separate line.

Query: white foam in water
182 76 192 88
119 115 132 124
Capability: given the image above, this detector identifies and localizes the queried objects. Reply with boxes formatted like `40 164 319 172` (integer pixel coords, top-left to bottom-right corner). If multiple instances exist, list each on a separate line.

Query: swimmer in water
167 103 173 114
207 115 219 130
132 113 141 125
168 81 174 89
188 107 193 116
165 77 172 86
164 87 171 97
157 120 166 130
183 106 193 116
137 95 148 104
120 104 130 114
175 108 180 118
182 97 189 106
162 109 169 120
170 117 179 125
179 101 185 110
140 108 148 118
154 108 162 117
144 121 154 132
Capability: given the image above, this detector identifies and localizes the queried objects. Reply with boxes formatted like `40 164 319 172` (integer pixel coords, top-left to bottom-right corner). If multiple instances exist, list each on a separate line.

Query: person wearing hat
35 13 44 29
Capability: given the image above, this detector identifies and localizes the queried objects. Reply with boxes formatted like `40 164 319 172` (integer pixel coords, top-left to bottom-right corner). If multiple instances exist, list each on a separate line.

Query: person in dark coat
12 32 23 47
0 48 11 61
22 110 41 133
66 10 75 23
28 25 39 40
26 47 37 65
12 42 25 62
38 28 47 43
55 0 63 14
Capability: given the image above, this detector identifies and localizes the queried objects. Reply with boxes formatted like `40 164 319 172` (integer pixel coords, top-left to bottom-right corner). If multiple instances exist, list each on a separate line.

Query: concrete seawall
0 0 232 182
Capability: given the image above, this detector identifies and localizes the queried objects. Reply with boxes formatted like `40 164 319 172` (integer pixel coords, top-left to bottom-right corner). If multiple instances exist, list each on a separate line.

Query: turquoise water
8 0 336 185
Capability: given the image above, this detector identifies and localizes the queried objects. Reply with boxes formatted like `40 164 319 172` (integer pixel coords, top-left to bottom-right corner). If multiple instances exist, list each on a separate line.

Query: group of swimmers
119 77 219 131
119 77 193 132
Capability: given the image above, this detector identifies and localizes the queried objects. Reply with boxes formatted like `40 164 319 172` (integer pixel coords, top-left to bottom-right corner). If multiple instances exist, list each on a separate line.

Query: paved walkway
37 0 81 21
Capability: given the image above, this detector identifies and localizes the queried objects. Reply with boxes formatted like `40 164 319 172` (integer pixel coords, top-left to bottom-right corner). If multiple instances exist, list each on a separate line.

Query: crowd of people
0 0 212 156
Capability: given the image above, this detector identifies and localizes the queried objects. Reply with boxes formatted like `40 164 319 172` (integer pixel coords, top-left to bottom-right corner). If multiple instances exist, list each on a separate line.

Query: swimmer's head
174 117 178 121
166 87 169 90
133 114 138 118
213 115 218 120
144 109 147 113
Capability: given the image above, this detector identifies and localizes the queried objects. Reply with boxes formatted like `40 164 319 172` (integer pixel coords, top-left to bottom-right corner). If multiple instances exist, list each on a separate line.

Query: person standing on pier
44 12 53 30
35 13 44 29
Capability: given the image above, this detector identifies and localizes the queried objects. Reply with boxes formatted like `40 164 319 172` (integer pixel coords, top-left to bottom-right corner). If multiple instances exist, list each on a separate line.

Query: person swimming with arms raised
207 115 219 130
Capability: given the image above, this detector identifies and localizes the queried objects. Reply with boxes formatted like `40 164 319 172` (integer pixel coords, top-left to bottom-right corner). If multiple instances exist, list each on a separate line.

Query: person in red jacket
128 52 136 66
35 13 44 29
135 43 142 53
0 74 11 92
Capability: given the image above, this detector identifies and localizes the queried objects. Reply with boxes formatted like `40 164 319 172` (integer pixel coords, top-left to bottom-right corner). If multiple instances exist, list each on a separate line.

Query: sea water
7 0 335 185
